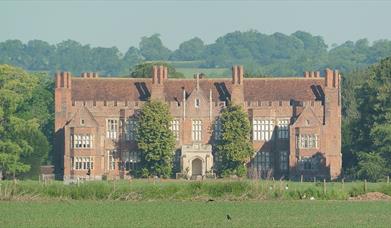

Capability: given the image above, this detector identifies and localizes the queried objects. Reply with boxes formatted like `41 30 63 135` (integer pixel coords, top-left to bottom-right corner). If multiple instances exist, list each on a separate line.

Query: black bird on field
226 214 232 220
207 199 215 202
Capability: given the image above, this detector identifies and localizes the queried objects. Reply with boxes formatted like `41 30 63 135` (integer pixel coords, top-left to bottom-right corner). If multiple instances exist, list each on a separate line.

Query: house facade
54 66 342 181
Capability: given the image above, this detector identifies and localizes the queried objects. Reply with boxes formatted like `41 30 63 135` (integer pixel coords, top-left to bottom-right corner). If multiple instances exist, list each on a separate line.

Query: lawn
0 200 390 227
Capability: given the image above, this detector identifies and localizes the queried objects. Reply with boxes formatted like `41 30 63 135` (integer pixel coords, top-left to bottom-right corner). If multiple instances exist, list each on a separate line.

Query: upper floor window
71 134 93 149
125 118 137 141
280 151 288 171
195 98 200 108
106 119 118 139
170 119 180 141
253 119 274 141
296 134 318 149
277 119 289 139
192 120 202 141
72 156 94 170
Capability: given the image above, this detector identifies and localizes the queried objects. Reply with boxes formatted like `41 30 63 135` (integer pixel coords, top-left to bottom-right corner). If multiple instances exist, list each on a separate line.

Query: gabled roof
292 105 323 128
71 77 325 102
67 106 99 127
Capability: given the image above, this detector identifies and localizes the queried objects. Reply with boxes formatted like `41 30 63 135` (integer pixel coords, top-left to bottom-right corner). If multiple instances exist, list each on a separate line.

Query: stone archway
192 158 202 176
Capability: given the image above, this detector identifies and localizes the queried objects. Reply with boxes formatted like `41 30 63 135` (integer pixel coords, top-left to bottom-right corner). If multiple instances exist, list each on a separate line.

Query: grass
1 179 390 201
176 67 229 78
1 200 391 227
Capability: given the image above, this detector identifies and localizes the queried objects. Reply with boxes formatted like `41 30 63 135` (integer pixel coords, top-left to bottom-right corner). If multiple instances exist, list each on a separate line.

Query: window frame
277 119 289 139
253 118 275 141
191 119 202 141
106 118 118 139
170 119 180 141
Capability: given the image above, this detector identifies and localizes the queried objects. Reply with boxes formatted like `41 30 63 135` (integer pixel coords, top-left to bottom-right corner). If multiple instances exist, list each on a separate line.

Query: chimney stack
232 65 244 85
56 72 72 88
325 68 340 88
81 72 99 78
152 65 168 85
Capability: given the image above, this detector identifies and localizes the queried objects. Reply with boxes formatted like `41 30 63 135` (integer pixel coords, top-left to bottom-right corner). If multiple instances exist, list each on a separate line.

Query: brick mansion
54 66 342 181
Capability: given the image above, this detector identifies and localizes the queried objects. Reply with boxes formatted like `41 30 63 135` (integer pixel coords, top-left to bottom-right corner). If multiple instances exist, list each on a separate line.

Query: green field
176 67 229 78
1 200 390 227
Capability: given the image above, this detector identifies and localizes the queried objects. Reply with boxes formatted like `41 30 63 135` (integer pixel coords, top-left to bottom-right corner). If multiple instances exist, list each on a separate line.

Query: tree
215 104 253 177
121 47 143 74
136 100 176 178
129 62 184 78
90 46 122 76
170 37 205 61
357 152 389 182
345 57 391 179
139 34 172 61
0 65 50 179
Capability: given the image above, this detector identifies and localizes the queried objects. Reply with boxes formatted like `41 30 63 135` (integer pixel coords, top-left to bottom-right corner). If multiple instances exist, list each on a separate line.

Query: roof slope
71 77 324 102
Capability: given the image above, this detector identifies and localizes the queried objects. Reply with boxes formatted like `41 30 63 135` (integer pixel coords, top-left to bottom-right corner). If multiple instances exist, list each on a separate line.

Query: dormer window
195 98 200 108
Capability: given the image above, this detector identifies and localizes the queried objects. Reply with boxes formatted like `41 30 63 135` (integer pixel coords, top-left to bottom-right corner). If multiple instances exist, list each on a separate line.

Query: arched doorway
192 158 202 176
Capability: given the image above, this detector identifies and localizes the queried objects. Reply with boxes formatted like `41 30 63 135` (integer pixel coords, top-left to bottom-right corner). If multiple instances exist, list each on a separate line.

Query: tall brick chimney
323 68 342 179
325 68 340 88
151 65 167 100
231 65 244 104
55 72 72 130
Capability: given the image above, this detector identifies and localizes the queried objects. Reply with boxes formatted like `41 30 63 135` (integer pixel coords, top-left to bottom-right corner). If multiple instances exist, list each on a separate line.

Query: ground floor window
251 151 272 172
72 156 94 170
107 150 116 170
298 156 321 171
121 151 141 171
280 151 288 171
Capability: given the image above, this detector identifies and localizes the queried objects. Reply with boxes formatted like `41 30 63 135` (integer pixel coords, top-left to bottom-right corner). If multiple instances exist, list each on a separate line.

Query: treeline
342 57 391 181
2 31 391 76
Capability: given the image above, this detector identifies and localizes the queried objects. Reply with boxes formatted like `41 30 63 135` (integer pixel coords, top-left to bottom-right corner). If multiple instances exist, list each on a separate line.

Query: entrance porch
180 143 213 178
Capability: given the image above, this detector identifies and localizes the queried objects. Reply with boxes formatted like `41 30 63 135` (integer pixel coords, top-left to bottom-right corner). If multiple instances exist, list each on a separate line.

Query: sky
1 0 391 52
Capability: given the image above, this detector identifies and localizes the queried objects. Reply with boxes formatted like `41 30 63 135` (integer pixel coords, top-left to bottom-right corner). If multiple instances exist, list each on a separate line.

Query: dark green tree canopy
0 65 50 179
342 57 391 180
129 62 184 78
136 100 176 178
170 37 205 61
215 104 254 177
139 34 172 61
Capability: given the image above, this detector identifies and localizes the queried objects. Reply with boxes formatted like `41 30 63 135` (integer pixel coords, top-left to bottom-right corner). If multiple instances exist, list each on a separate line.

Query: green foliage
357 152 389 182
342 57 391 179
0 65 50 179
2 30 391 77
136 100 176 178
170 37 205 61
1 180 391 202
215 104 253 177
129 62 184 78
139 34 171 61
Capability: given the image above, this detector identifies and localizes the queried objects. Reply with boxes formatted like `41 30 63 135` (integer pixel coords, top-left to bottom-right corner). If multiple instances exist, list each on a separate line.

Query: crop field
1 200 391 227
1 180 391 227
